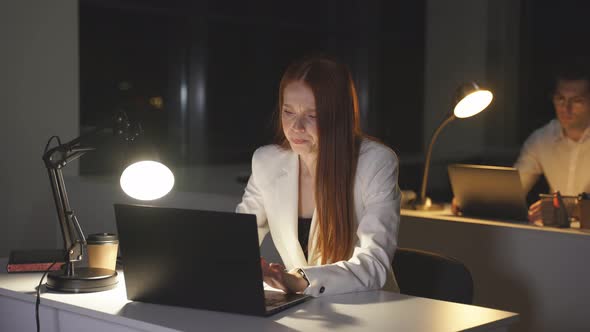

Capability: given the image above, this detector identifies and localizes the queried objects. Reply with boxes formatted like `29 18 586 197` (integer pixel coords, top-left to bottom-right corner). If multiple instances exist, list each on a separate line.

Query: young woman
236 55 400 297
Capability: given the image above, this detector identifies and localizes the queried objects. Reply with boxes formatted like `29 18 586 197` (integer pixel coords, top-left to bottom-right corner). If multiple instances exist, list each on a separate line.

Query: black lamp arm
43 142 96 271
41 111 136 272
46 167 84 271
419 114 456 203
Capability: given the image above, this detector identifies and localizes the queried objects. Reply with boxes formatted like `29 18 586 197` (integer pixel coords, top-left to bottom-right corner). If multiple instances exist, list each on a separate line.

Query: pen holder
578 193 590 230
540 193 577 228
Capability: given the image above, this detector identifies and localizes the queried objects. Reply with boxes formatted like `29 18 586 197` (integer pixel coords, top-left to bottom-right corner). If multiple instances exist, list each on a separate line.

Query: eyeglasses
552 95 589 107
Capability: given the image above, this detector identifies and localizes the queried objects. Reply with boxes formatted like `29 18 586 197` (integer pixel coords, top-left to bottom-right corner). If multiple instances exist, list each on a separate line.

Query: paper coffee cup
87 233 119 271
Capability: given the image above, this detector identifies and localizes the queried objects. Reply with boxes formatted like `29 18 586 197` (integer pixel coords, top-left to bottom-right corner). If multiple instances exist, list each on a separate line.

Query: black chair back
393 247 474 305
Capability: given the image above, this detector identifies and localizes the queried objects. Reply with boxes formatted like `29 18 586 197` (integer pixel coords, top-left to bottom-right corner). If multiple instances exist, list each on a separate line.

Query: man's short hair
552 56 590 91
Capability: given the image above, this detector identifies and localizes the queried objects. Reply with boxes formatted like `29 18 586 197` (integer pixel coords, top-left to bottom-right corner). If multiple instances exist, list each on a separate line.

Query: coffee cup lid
87 233 119 244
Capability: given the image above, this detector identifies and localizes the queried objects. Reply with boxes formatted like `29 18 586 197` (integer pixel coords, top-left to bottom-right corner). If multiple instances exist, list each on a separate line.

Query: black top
298 217 312 261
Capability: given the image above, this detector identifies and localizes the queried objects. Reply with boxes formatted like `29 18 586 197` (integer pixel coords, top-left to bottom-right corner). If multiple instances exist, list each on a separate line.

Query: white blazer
236 139 401 297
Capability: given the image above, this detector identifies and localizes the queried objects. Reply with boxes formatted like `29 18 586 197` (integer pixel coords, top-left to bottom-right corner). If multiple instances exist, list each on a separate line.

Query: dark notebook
6 249 66 273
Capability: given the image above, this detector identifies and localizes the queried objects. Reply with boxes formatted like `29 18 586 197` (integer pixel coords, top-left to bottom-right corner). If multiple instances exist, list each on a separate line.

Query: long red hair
275 56 362 264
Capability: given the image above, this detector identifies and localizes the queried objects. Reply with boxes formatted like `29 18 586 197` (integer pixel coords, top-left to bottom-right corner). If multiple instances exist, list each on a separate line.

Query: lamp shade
120 160 175 200
453 83 493 118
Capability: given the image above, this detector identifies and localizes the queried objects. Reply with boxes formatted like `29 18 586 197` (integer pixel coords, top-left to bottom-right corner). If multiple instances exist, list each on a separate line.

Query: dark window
79 0 426 181
519 0 590 142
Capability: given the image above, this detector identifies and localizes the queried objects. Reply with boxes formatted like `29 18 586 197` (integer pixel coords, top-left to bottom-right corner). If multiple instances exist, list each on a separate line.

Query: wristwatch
296 268 310 287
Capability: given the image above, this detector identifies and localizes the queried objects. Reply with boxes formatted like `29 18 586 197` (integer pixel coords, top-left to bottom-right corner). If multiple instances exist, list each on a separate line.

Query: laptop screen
114 204 268 315
447 164 528 222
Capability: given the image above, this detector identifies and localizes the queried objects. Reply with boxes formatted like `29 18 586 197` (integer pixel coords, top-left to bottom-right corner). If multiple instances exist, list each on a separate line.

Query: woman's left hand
260 258 309 294
260 257 289 292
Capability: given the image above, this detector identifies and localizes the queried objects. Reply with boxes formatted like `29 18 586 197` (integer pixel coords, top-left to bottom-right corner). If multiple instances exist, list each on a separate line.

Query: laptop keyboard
263 290 310 315
264 290 289 308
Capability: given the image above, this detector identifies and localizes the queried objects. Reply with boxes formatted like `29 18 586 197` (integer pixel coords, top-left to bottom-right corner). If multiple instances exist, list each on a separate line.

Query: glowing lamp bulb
453 90 493 118
120 161 174 200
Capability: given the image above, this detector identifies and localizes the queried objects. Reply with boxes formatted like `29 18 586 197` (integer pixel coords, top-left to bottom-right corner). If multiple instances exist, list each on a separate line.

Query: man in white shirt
515 60 590 225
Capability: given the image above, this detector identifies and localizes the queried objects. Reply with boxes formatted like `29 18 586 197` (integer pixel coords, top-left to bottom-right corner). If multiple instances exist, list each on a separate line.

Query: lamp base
412 197 445 211
46 267 118 293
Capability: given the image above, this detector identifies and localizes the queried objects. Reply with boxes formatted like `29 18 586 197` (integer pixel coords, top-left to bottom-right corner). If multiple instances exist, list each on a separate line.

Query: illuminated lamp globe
120 160 174 200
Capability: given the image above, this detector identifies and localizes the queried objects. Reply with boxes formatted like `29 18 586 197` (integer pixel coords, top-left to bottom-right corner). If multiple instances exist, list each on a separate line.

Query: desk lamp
414 82 493 210
42 112 174 292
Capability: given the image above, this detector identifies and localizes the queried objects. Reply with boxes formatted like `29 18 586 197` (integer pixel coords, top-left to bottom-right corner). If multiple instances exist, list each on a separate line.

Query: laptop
113 204 309 316
447 164 528 222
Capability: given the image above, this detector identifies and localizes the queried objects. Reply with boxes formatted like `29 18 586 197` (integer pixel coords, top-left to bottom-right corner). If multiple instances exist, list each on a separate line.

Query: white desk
400 209 590 332
0 258 517 332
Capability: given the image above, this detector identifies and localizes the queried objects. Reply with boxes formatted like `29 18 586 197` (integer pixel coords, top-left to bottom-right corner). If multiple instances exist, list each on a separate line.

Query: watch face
297 269 310 286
